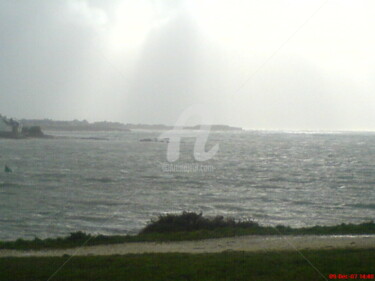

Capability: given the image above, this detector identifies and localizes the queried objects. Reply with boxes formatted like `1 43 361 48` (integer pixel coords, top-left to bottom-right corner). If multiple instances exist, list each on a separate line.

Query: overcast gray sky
1 0 375 130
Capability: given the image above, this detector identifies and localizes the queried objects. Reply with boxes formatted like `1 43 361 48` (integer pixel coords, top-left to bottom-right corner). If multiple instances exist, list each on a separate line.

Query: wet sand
1 235 375 257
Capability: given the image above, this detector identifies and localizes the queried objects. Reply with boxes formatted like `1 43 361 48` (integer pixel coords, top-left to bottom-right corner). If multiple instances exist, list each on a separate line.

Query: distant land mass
20 119 131 132
20 119 243 132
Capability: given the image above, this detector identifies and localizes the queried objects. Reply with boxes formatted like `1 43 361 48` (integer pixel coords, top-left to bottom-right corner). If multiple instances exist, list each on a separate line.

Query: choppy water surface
0 130 374 240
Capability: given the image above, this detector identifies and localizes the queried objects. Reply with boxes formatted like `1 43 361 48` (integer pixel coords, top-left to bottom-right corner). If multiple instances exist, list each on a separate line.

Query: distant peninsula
20 119 131 132
20 119 243 132
0 116 242 139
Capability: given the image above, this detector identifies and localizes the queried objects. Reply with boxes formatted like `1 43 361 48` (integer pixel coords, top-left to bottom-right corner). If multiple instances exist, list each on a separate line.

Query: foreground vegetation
0 249 374 281
1 212 375 250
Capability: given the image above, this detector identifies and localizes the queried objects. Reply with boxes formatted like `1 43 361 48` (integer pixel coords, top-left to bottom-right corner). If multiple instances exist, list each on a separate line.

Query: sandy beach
1 235 374 258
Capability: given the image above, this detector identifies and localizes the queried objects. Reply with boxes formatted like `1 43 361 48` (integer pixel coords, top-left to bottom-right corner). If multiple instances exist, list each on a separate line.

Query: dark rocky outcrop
21 126 44 137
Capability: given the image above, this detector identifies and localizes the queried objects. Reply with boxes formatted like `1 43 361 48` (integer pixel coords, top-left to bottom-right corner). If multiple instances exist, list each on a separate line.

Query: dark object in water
4 165 12 173
79 137 109 141
140 138 169 143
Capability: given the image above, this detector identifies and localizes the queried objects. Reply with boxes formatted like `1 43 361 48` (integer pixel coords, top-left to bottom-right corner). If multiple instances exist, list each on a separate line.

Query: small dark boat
139 138 169 143
4 165 12 173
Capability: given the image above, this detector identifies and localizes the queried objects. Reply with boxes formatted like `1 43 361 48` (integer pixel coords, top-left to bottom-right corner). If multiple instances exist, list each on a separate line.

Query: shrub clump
67 231 91 242
140 212 258 234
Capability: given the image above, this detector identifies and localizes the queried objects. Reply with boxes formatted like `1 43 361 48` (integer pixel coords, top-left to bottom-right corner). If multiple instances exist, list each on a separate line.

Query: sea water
0 130 374 240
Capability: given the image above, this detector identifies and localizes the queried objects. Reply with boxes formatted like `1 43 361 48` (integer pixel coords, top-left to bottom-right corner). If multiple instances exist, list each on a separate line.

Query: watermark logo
159 104 219 162
159 104 219 172
161 163 215 173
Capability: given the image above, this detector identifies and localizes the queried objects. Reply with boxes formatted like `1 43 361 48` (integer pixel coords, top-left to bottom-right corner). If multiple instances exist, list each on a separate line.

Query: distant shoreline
20 119 243 132
0 119 243 139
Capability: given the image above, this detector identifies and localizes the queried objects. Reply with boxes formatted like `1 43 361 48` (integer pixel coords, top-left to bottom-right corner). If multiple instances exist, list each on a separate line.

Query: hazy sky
1 0 375 130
